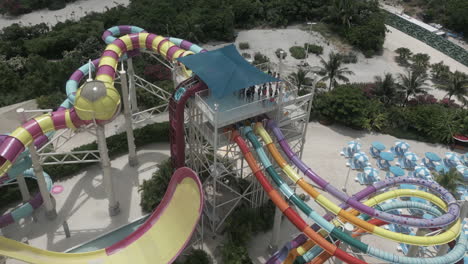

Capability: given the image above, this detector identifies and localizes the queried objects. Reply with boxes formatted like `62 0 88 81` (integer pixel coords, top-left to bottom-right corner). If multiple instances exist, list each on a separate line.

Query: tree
316 52 354 91
288 68 312 92
374 73 398 106
395 47 412 65
410 53 431 75
434 168 464 197
327 0 356 28
398 70 429 106
431 61 450 82
437 71 468 106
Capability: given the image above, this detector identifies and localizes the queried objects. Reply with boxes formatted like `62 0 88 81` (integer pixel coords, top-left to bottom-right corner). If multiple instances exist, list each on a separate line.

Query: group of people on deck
237 70 281 105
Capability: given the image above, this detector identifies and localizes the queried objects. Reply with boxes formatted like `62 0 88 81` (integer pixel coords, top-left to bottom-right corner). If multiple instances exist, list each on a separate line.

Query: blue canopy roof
177 44 280 98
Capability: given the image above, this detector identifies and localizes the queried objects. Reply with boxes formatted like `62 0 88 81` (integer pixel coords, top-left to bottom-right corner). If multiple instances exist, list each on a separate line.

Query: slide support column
96 123 120 216
17 108 56 220
336 223 354 264
119 63 138 167
16 173 30 202
127 58 139 113
269 206 282 253
407 228 427 257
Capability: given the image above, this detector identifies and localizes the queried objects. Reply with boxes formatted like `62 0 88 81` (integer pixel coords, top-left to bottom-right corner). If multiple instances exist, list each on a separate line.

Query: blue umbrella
404 152 418 162
353 152 369 163
395 141 410 153
364 166 379 178
445 152 461 165
347 141 361 153
414 166 431 179
456 165 467 176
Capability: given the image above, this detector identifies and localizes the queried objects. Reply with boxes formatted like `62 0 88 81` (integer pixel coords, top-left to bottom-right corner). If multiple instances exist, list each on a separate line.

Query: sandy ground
229 26 468 101
0 0 129 29
248 121 460 264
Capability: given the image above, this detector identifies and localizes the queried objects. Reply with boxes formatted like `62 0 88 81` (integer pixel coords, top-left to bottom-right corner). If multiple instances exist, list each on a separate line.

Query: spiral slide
232 125 466 264
0 25 205 263
251 122 466 264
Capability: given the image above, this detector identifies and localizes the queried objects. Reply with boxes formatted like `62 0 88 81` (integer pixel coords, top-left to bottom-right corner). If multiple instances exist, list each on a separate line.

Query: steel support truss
185 80 313 233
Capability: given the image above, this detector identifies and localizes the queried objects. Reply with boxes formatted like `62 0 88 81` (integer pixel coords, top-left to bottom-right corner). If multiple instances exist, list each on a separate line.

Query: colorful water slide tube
231 128 367 264
0 27 207 177
274 199 446 264
265 120 459 228
62 25 207 110
289 201 447 264
0 167 203 264
252 122 466 263
0 133 53 228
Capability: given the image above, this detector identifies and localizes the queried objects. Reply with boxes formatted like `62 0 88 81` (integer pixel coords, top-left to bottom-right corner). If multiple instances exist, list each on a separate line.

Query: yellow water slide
0 167 203 264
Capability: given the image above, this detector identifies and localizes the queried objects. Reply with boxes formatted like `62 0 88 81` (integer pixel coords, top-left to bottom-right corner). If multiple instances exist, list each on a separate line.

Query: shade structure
425 152 441 162
414 166 431 178
379 151 394 161
176 44 280 98
371 141 385 151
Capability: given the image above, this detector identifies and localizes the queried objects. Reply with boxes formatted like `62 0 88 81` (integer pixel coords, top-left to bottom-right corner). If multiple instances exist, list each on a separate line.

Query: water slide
0 134 53 228
0 25 206 263
0 167 203 264
232 124 466 264
252 121 466 263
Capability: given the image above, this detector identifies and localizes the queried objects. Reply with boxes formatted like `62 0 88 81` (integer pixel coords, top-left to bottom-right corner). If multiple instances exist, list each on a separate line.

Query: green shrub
304 43 323 55
253 52 269 65
242 53 251 59
289 46 306 59
221 242 252 264
239 42 250 50
139 159 173 213
275 48 287 59
36 92 66 109
224 200 275 245
339 52 358 64
313 85 373 129
182 249 212 264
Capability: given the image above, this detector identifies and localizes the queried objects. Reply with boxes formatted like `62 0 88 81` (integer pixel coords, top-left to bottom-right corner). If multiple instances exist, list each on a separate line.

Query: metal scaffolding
185 62 314 232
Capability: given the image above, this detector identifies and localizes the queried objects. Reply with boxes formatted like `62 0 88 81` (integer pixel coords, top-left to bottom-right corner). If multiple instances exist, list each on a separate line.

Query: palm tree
316 52 354 91
328 0 356 28
410 53 431 75
395 47 412 65
434 168 464 198
437 71 468 105
374 73 397 106
398 70 429 106
288 68 312 92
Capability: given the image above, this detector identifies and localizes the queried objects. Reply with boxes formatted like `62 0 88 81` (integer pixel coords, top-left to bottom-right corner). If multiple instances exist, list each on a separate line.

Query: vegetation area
0 0 78 15
289 46 306 59
221 201 275 264
0 0 389 108
175 249 212 264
